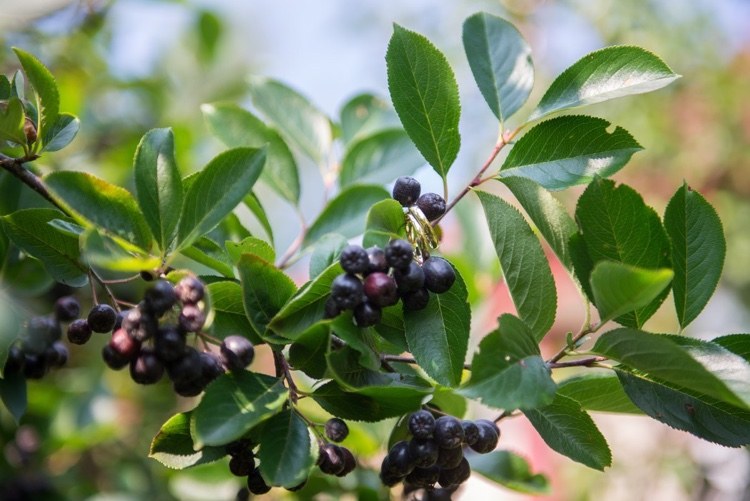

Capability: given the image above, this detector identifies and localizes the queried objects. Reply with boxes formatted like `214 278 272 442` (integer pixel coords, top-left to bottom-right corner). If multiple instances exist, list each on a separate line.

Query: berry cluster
379 410 500 494
232 417 355 497
83 276 253 397
326 240 456 327
392 176 446 222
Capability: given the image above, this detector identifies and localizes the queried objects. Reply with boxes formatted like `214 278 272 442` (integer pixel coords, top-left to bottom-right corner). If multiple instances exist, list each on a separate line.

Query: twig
273 350 300 403
546 322 601 364
547 356 607 369
381 354 471 371
276 208 308 269
0 154 64 213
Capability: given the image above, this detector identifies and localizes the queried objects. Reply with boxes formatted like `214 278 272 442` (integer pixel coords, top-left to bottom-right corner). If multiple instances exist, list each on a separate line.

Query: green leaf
592 329 750 410
0 97 26 145
268 263 342 339
501 177 577 270
313 380 423 422
202 103 300 203
467 450 550 494
309 233 347 280
590 262 673 323
45 171 152 251
258 409 317 488
664 184 725 328
191 371 288 448
330 314 381 371
41 112 79 152
326 345 431 393
499 116 642 190
339 93 400 144
461 314 556 410
149 412 226 470
180 237 234 278
0 75 9 99
243 193 274 245
374 304 408 352
225 236 275 265
575 178 671 327
2 208 87 286
362 199 405 249
134 128 183 253
248 77 332 165
386 24 461 179
476 190 557 339
13 47 59 146
303 185 389 246
0 372 26 424
557 372 642 414
81 229 160 273
712 334 750 362
462 12 534 123
530 45 680 121
616 367 750 447
206 281 262 344
403 265 470 387
523 394 611 470
288 324 329 379
177 147 266 250
238 253 297 341
339 129 424 187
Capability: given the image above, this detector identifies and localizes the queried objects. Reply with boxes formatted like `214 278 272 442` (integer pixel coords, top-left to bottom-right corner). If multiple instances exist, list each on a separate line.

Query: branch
0 154 68 215
547 356 607 369
273 350 300 403
546 322 601 364
381 354 471 371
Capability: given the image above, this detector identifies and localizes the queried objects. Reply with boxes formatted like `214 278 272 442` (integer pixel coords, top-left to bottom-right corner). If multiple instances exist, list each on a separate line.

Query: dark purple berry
438 457 471 488
144 280 177 316
330 273 364 310
392 176 421 207
408 439 439 468
23 353 47 379
167 348 203 383
386 441 415 476
434 416 464 449
173 378 204 397
366 246 388 274
416 192 446 221
425 488 456 501
401 287 430 311
405 465 440 488
175 276 205 305
385 239 414 270
25 316 61 353
67 319 92 345
113 309 128 331
470 419 500 454
109 328 141 361
436 444 464 469
325 417 349 442
122 307 157 342
235 487 250 501
225 439 253 457
54 296 80 321
363 272 398 307
318 443 345 475
44 341 68 368
379 458 404 487
199 351 224 385
408 410 435 439
461 420 479 446
324 297 341 319
422 257 456 294
130 348 164 385
3 346 25 376
87 304 117 333
220 336 255 371
229 451 255 476
336 447 356 477
339 245 370 274
102 344 129 370
353 301 382 327
246 467 271 494
154 326 186 362
394 261 425 293
178 304 205 333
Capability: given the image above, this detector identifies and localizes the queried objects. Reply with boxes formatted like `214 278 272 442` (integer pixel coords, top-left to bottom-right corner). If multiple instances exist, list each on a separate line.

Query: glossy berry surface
353 301 381 327
174 276 205 305
122 308 157 342
178 304 205 333
144 280 178 316
330 273 364 310
67 319 92 345
318 443 345 475
246 467 271 495
363 272 398 307
109 328 141 361
438 457 470 488
436 444 463 469
461 420 479 446
392 176 421 206
199 352 225 385
433 416 465 449
87 304 117 333
23 354 47 379
229 451 255 476
387 441 415 475
416 192 446 221
408 410 435 439
130 348 164 385
154 326 186 362
470 419 500 453
385 239 414 270
325 417 349 442
339 245 370 274
220 336 255 371
323 297 341 319
44 341 68 368
408 438 439 468
405 465 440 488
54 296 80 321
394 262 425 293
401 287 430 311
102 344 129 370
336 447 356 477
422 257 456 293
167 348 202 383
366 246 389 274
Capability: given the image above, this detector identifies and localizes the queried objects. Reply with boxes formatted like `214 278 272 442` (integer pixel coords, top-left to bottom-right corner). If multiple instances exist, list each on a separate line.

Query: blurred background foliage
0 0 748 499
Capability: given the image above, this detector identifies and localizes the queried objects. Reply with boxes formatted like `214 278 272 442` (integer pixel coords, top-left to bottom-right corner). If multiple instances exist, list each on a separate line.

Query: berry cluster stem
273 350 300 403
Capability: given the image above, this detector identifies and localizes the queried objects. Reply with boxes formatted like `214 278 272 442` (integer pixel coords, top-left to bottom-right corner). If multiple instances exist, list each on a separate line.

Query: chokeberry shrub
0 9 747 501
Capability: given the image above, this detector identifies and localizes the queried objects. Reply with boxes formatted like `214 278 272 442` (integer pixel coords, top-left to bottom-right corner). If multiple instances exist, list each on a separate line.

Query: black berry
405 465 440 488
109 328 141 362
401 287 430 311
67 319 92 345
318 443 345 475
324 297 341 319
353 301 381 327
122 307 157 342
102 344 130 370
438 457 471 488
385 239 414 270
220 336 255 371
87 304 117 333
246 467 271 495
379 458 404 487
386 441 415 476
44 341 68 368
408 438 439 468
178 304 205 332
225 439 253 457
336 447 356 477
366 246 388 274
461 420 479 446
363 272 398 307
392 176 421 207
394 261 425 293
154 326 186 362
416 192 446 221
23 353 47 379
470 419 500 453
130 348 164 385
3 346 25 376
433 416 464 449
173 378 204 397
167 348 203 383
199 351 225 385
422 257 456 294
229 450 255 476
339 245 370 274
144 280 177 316
54 296 80 321
25 317 61 353
330 273 364 310
436 444 464 469
325 417 349 442
174 276 205 305
408 410 435 439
